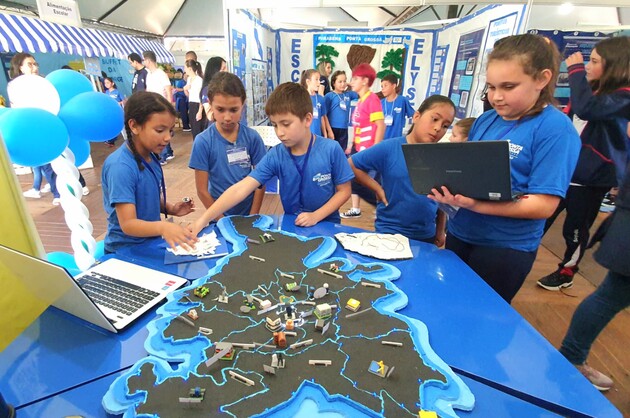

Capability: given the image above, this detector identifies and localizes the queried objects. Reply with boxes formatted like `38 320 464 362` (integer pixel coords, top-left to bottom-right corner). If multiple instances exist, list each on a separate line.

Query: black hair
381 74 398 85
124 91 177 169
128 52 142 64
201 57 226 102
406 95 456 134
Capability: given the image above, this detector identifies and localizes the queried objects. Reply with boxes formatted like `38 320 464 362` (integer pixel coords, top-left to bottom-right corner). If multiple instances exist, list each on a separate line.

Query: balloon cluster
0 70 124 270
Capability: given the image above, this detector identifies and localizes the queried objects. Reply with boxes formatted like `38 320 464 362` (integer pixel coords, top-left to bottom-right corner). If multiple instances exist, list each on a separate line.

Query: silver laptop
0 244 187 332
402 140 516 201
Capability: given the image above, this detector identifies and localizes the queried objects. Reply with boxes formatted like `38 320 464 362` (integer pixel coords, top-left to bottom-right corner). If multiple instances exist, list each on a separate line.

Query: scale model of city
103 215 474 417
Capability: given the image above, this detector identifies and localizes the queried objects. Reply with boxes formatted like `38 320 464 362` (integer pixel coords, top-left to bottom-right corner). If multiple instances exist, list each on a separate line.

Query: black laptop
402 140 514 201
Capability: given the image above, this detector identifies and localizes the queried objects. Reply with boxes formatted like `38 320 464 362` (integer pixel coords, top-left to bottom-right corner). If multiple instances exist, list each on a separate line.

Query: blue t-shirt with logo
352 136 438 241
249 136 354 223
189 124 266 216
102 145 163 252
325 91 359 129
310 94 328 136
381 95 415 139
448 106 580 251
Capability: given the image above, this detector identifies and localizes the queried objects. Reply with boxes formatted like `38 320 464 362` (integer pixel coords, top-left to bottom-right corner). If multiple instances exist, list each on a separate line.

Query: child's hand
428 186 476 209
375 187 388 206
565 52 584 67
171 199 195 216
295 212 320 227
161 222 197 251
345 146 352 156
434 231 446 248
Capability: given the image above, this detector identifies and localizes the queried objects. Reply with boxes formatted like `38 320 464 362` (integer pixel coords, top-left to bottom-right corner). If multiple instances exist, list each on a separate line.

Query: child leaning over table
191 82 354 234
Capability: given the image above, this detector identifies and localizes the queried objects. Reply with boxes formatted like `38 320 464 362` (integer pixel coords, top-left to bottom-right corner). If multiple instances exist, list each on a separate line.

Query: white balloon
60 196 90 218
51 154 80 178
71 229 96 259
56 172 83 200
8 74 61 115
74 250 96 271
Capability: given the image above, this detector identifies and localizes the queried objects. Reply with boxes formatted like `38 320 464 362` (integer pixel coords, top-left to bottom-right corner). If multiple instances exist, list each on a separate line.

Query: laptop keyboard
77 272 160 317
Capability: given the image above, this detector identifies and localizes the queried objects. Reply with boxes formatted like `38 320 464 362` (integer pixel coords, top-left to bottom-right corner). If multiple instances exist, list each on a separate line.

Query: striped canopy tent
0 12 174 63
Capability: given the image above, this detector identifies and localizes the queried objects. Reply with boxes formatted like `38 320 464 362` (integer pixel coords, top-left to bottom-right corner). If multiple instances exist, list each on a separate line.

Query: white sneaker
340 208 362 219
166 155 175 161
52 198 61 206
82 186 90 196
14 165 31 175
23 188 41 199
41 183 51 194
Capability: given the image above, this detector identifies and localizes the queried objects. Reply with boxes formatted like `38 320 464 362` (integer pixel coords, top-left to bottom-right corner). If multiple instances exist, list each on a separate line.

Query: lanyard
384 99 394 116
289 134 315 211
141 154 168 218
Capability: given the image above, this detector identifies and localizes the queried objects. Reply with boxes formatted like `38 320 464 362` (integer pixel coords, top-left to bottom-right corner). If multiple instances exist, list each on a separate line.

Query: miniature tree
377 48 405 80
315 44 339 69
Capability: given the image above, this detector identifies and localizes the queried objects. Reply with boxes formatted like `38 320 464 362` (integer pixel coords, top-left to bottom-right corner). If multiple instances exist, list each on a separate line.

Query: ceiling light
558 2 574 15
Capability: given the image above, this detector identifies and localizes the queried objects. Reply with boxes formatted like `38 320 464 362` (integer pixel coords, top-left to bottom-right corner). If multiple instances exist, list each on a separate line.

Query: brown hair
488 34 561 118
455 117 476 138
265 82 312 120
330 70 346 89
207 72 246 104
590 36 630 95
300 69 319 90
9 52 34 79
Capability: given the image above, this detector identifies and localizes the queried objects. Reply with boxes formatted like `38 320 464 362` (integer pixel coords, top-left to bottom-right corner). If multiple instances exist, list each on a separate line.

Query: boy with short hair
191 82 354 234
380 74 415 139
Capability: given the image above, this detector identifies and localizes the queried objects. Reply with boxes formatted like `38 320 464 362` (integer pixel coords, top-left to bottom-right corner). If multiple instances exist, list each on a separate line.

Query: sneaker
537 267 575 291
183 128 191 132
576 364 613 391
340 208 362 219
23 188 41 199
599 195 615 213
52 198 61 206
165 154 175 161
82 186 90 196
14 165 31 175
160 160 168 166
41 183 51 194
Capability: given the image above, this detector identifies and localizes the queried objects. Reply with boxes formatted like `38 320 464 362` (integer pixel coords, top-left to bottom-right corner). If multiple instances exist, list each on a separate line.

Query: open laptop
0 244 187 333
402 140 515 201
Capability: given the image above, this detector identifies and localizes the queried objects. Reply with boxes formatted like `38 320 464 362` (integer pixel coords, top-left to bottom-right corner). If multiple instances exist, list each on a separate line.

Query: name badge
384 115 393 126
340 101 347 110
227 147 250 166
313 106 319 119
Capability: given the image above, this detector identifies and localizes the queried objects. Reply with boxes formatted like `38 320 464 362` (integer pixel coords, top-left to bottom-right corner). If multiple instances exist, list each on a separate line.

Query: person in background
127 53 147 93
185 50 197 61
537 36 630 292
190 82 354 234
428 34 581 304
173 69 191 132
184 59 205 140
340 63 385 219
200 57 228 123
189 72 266 218
325 70 358 151
300 69 332 138
101 91 196 253
317 61 333 96
143 50 174 163
8 53 61 205
104 77 126 147
449 117 476 142
380 74 415 140
349 95 455 244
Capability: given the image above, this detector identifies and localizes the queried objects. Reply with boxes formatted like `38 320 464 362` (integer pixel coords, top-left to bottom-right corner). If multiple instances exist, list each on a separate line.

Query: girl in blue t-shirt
104 77 125 146
325 70 358 151
349 95 455 244
300 69 332 138
429 34 581 303
101 91 196 253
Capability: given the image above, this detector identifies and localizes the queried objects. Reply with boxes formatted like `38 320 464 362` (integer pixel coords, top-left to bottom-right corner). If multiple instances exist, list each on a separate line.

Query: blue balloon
58 92 124 142
46 251 81 276
0 108 69 166
68 135 91 167
46 69 94 108
0 107 11 117
94 240 105 260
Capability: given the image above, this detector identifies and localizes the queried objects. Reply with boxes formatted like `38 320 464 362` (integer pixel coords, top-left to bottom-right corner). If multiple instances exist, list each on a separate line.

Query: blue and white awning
0 13 174 63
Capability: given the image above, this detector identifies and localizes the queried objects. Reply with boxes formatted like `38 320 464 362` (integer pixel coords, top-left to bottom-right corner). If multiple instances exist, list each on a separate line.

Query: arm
373 119 385 144
348 158 387 204
434 209 446 247
318 84 325 96
295 181 352 227
428 187 561 219
194 170 215 209
116 203 196 250
165 84 173 103
250 185 266 214
322 115 333 139
191 176 261 235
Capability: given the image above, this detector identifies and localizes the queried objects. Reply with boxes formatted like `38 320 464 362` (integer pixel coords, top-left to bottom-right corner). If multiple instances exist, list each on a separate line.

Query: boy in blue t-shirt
192 82 354 234
380 74 415 139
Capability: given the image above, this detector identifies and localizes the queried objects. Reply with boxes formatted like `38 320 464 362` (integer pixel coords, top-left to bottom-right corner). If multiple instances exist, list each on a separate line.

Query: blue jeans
33 164 60 198
559 270 630 365
32 165 43 190
159 143 173 160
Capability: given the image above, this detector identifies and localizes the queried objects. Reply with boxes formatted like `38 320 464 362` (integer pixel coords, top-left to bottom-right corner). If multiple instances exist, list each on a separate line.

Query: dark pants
188 102 206 140
544 185 609 270
331 127 348 151
349 146 377 206
446 234 537 303
177 97 190 130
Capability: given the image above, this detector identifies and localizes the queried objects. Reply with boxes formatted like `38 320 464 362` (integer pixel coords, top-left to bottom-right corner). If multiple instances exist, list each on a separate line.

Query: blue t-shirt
381 95 415 139
325 91 359 129
189 124 266 216
249 136 354 223
352 136 438 241
448 106 581 251
102 145 163 252
310 94 328 136
106 88 124 103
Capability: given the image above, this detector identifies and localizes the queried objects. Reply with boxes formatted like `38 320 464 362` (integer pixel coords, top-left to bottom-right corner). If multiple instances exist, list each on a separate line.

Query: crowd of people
13 33 630 393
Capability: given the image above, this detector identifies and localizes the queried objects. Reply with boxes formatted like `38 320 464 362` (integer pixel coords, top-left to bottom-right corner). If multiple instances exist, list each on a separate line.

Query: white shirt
188 76 202 103
146 68 171 99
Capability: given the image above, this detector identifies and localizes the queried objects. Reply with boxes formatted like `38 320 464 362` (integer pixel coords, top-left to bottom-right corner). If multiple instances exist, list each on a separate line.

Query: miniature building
193 286 210 298
285 282 300 292
215 342 235 361
266 315 282 332
315 318 325 332
314 303 332 319
329 263 339 272
285 319 294 330
187 309 199 320
273 331 287 348
345 298 361 312
368 360 394 378
189 387 206 399
259 232 275 243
